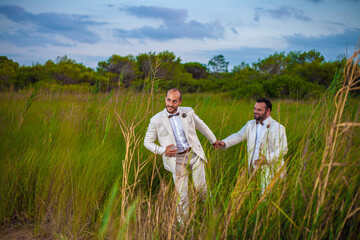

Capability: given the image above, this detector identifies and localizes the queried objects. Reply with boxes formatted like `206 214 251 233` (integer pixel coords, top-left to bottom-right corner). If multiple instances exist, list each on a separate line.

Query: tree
231 62 262 85
232 61 250 73
136 52 157 80
98 54 139 87
208 54 229 73
136 51 182 80
52 56 80 84
157 51 182 80
286 50 325 69
49 56 91 85
254 52 290 75
183 62 207 79
15 64 47 88
44 55 106 86
0 56 19 90
285 50 336 87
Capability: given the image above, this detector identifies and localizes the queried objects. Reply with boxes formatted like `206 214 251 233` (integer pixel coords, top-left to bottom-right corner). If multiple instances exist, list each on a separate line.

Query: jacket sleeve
222 123 248 149
193 111 217 144
266 125 288 164
144 119 166 155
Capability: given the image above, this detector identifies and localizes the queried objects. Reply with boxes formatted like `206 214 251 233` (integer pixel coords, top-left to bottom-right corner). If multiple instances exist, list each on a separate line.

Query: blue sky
0 0 359 69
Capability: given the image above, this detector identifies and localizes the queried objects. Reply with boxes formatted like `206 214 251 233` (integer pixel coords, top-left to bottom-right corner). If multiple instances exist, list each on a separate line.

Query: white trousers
173 151 207 216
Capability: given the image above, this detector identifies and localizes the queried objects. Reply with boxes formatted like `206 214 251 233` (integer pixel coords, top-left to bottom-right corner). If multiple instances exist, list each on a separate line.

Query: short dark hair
166 88 182 101
256 97 272 112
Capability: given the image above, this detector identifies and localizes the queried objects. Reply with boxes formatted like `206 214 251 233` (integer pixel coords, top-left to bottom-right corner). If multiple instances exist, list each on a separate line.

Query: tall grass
0 50 359 239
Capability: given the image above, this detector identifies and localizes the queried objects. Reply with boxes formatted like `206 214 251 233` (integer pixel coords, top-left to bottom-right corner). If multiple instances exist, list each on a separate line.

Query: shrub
263 75 324 99
229 81 266 100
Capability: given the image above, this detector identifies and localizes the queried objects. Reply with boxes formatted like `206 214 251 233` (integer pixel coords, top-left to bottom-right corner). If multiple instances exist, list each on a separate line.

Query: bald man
144 88 219 218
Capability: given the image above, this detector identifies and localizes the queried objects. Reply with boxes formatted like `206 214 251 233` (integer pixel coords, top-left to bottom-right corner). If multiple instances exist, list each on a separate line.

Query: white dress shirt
251 117 270 166
166 110 190 153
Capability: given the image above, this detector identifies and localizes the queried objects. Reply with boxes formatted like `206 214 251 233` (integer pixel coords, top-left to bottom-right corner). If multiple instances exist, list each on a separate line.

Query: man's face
165 90 182 114
254 102 270 122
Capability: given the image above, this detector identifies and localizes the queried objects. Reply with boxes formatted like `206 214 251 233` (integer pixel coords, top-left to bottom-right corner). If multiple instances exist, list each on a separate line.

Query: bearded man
215 98 288 193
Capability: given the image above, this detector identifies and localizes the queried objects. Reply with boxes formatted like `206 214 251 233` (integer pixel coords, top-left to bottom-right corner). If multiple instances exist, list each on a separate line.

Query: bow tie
168 112 180 118
256 121 263 126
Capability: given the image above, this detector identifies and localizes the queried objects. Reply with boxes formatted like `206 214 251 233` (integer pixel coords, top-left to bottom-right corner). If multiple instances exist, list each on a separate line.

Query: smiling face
254 102 270 122
165 89 182 114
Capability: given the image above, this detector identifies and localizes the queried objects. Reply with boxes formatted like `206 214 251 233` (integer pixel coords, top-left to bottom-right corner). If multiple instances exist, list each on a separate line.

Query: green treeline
0 50 346 99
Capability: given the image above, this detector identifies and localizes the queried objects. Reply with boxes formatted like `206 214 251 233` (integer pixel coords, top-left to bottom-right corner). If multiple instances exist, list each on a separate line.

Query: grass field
1 55 359 239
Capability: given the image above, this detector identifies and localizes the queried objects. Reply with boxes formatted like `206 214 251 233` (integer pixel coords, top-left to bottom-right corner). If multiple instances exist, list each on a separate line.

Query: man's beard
254 112 266 121
166 105 177 114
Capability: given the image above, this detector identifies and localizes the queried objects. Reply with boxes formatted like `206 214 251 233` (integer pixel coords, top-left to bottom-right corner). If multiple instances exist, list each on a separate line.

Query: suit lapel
178 108 189 136
259 116 273 144
248 121 257 172
161 109 176 143
249 121 257 144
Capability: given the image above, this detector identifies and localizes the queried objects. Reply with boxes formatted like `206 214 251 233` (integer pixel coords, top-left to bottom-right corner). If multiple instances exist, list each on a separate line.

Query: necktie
168 112 180 118
256 121 263 126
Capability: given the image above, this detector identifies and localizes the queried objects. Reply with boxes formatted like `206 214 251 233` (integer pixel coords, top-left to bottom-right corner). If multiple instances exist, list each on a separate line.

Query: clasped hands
212 141 267 167
212 140 225 149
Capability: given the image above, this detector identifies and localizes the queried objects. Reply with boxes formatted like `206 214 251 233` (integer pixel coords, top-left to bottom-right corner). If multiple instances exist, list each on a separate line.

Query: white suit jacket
222 116 288 181
144 107 217 174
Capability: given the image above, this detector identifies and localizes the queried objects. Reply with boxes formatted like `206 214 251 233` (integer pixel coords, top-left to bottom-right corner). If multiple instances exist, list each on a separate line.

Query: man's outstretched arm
216 123 248 150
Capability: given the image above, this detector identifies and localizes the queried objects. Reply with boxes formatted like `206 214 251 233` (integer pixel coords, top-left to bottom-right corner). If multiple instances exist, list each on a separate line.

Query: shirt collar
262 117 270 126
256 116 270 127
165 109 179 117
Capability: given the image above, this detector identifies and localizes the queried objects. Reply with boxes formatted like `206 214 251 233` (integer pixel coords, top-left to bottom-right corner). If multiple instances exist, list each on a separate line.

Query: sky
0 0 359 70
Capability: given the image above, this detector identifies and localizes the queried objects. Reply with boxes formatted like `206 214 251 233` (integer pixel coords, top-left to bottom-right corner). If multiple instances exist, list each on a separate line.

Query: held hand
165 144 177 157
213 140 225 149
